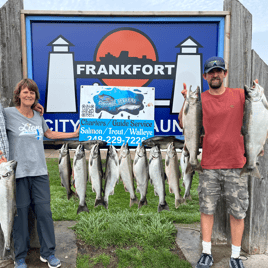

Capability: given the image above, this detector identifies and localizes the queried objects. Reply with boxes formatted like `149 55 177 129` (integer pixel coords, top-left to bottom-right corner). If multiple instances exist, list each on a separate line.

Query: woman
4 78 79 268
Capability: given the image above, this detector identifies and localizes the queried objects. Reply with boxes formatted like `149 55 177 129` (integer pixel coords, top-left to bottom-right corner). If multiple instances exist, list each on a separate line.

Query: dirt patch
76 239 187 267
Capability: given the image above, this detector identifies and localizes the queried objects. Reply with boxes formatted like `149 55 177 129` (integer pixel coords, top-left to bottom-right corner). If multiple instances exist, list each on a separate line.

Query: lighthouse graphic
171 36 203 114
45 35 77 113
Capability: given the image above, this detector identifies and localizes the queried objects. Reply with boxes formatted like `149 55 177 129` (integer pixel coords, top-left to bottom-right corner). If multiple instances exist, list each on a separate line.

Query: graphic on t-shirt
19 123 43 140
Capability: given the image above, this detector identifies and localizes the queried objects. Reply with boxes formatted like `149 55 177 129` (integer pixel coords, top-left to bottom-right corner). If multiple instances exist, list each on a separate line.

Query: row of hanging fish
58 141 194 214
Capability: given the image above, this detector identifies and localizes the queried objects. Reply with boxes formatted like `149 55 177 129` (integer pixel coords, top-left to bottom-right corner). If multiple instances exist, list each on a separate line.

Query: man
179 56 249 268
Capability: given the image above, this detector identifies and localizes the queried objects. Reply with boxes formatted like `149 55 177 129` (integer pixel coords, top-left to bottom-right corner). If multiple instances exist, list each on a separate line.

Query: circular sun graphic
95 28 157 87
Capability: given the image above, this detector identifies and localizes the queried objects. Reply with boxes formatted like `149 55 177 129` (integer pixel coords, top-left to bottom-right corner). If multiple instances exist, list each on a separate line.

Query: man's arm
33 103 44 116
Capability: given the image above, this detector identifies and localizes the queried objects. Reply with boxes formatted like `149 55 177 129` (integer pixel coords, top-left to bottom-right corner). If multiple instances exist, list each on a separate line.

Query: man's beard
209 78 222 89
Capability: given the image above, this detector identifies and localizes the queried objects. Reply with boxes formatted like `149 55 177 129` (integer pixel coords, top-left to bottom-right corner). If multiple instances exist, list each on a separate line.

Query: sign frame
20 11 231 141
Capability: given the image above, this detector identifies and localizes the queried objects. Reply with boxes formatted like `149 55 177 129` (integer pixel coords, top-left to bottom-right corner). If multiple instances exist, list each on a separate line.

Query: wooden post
211 0 253 245
0 0 23 260
242 51 268 254
0 0 40 260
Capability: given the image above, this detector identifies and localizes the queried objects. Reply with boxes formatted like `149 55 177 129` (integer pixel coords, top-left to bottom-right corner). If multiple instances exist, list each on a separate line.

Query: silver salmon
88 144 105 208
182 86 203 174
104 145 120 209
241 81 268 178
0 160 17 257
180 147 194 200
133 143 149 208
119 143 138 207
59 143 75 200
73 144 89 214
149 146 169 212
165 142 183 208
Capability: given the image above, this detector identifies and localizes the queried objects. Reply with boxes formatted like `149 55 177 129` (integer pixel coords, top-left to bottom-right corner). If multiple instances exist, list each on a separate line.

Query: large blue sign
25 15 225 142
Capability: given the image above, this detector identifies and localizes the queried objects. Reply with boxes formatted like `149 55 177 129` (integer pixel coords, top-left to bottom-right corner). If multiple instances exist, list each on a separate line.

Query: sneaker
196 253 214 268
14 258 27 268
229 257 245 268
40 255 61 268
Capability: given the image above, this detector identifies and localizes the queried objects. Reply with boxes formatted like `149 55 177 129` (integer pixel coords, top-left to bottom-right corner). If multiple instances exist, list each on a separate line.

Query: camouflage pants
198 169 249 219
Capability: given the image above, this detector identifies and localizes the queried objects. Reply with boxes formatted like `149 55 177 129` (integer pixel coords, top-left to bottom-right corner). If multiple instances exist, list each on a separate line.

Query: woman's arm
44 125 80 140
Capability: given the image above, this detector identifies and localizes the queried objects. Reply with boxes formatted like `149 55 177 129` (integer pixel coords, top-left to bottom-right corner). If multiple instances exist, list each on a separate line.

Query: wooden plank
20 10 230 16
242 50 268 254
223 0 252 89
20 13 27 78
0 0 23 260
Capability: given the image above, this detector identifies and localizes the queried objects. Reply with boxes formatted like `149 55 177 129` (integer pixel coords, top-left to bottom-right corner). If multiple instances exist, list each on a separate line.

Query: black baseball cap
204 56 226 73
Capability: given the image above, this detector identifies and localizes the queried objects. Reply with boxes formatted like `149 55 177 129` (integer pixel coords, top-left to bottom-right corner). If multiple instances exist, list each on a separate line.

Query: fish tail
250 167 262 179
158 201 170 213
130 195 139 207
240 164 248 177
103 200 108 209
67 189 75 200
195 162 203 173
175 197 184 209
138 197 148 209
94 197 106 208
77 203 89 215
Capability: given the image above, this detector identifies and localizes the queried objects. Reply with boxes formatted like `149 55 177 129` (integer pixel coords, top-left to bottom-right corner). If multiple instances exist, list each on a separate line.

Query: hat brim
204 66 226 74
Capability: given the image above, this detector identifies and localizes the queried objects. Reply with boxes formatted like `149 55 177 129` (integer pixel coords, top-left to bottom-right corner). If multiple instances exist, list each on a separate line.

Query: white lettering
70 120 80 131
86 65 96 75
59 120 69 132
165 65 175 75
133 65 141 75
45 119 54 131
121 65 132 75
160 119 170 132
109 65 119 75
142 65 153 75
97 65 108 75
154 65 164 75
77 64 85 75
154 120 159 132
173 120 182 132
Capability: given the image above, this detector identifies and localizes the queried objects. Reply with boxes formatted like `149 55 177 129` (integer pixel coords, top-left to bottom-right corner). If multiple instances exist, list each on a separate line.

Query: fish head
150 145 160 159
167 142 176 158
75 144 85 159
0 160 17 180
91 143 99 158
59 143 69 156
119 143 129 158
188 86 200 104
245 81 264 101
136 143 146 157
108 145 118 159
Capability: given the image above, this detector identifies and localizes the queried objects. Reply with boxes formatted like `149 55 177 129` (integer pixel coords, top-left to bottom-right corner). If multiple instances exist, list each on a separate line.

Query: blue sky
1 0 267 65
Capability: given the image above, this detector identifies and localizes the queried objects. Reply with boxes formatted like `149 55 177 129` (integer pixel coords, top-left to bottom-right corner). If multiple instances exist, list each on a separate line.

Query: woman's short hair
13 78 40 108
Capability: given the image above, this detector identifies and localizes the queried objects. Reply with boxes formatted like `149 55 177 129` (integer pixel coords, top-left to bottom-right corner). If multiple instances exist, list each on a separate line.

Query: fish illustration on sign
93 87 144 115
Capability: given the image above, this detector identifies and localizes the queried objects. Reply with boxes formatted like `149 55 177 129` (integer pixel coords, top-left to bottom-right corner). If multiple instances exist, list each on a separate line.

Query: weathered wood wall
0 0 23 260
242 51 268 254
211 0 268 255
0 0 23 108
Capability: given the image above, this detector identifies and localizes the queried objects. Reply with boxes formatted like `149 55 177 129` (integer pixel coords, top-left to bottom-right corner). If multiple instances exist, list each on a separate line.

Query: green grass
116 247 191 268
47 157 199 268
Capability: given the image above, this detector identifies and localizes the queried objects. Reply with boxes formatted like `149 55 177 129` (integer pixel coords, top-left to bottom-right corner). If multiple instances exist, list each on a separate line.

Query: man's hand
0 150 7 164
181 83 187 99
33 103 44 116
74 125 80 137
